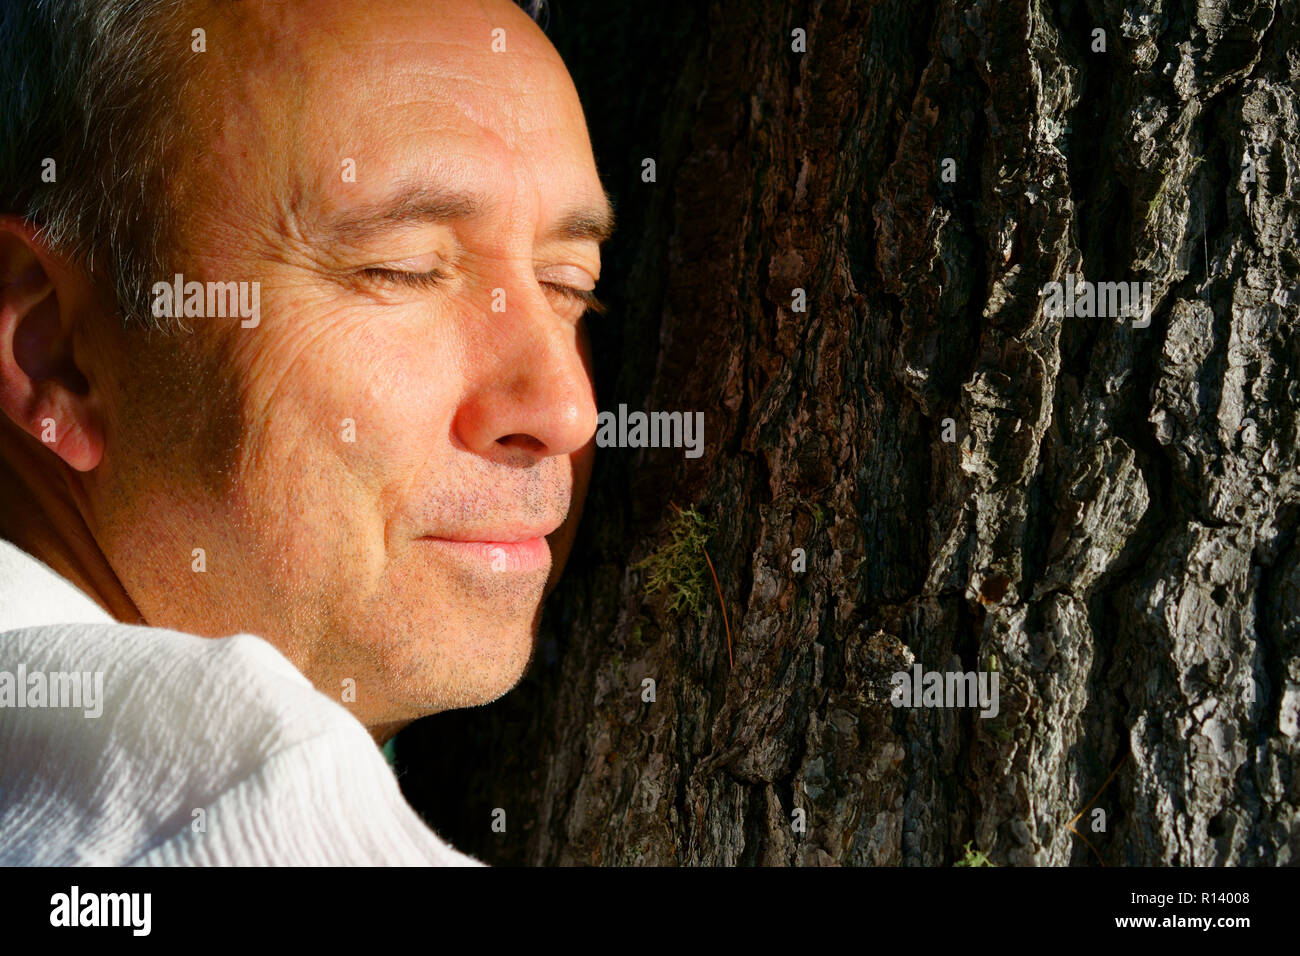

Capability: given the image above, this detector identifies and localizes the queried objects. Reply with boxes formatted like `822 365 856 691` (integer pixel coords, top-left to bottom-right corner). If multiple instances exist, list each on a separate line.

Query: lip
417 530 556 573
429 522 562 544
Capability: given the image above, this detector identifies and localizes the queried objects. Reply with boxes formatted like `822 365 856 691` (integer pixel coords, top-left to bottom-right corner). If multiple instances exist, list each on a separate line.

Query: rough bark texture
396 0 1300 865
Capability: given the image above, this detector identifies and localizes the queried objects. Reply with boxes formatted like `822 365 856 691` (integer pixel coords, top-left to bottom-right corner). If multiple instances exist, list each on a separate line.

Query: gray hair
1 0 192 327
0 0 549 330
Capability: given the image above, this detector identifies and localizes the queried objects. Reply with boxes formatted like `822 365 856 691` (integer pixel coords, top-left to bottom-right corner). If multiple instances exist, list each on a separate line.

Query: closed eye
542 281 607 316
360 269 606 317
362 267 450 290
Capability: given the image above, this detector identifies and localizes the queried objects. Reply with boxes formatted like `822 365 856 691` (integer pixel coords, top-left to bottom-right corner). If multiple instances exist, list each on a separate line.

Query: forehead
189 0 604 242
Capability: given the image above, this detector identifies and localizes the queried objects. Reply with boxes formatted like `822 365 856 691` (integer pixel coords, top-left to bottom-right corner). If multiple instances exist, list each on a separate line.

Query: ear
0 218 106 472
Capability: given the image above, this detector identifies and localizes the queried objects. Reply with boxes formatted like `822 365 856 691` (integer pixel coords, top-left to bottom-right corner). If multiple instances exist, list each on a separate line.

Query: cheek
328 330 453 477
253 315 459 480
229 309 464 564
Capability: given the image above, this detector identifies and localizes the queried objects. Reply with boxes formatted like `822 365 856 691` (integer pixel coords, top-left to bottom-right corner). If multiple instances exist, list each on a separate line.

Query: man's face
89 0 608 729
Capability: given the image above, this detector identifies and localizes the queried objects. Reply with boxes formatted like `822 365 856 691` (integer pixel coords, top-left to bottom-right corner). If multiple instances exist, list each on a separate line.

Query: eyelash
363 268 606 316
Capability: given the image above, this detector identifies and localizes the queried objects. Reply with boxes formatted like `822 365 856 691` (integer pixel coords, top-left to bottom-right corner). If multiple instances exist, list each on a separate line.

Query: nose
453 282 598 465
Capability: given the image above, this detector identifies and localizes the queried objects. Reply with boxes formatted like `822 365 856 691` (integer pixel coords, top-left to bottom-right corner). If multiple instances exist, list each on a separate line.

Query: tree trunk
396 0 1300 866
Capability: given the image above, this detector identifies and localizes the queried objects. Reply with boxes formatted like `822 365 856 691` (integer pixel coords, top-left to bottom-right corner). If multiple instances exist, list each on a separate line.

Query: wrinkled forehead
183 0 600 241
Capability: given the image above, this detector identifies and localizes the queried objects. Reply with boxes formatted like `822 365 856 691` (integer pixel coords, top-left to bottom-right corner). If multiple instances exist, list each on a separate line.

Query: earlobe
0 225 106 473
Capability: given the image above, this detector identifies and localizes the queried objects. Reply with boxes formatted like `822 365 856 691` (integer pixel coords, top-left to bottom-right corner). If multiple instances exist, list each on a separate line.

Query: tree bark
396 0 1300 866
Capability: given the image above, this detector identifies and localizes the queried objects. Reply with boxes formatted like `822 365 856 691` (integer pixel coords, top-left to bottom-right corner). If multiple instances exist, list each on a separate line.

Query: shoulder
0 621 478 865
1 619 353 752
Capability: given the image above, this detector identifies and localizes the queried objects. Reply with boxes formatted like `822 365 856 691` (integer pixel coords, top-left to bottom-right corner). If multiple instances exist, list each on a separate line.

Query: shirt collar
0 537 116 633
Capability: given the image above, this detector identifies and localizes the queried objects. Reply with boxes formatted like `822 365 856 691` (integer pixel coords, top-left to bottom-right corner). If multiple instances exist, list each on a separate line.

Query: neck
0 425 141 624
368 721 411 747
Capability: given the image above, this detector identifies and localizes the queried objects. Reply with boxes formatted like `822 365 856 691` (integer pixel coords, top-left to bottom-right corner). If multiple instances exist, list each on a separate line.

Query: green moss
1148 155 1205 219
954 841 996 867
630 614 653 645
634 504 715 623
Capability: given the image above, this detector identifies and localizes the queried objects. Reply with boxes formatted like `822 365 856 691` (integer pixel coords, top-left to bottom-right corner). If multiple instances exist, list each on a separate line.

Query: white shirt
0 537 482 866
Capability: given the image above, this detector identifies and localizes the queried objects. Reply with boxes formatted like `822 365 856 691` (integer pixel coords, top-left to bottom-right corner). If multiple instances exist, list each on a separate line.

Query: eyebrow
321 182 616 246
322 184 485 244
546 194 616 245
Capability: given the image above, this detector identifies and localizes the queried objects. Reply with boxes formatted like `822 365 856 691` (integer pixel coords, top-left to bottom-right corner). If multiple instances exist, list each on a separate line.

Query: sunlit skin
0 0 611 744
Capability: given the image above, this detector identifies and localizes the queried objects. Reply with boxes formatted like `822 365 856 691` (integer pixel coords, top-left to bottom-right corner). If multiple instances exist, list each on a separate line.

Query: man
0 0 612 864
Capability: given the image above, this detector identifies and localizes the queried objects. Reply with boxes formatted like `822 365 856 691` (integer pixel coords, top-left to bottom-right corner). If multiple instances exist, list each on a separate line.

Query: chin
349 553 543 703
452 639 534 708
384 614 538 716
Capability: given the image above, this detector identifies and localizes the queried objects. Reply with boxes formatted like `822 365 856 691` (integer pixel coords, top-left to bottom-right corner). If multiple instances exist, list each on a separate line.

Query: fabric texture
0 537 482 866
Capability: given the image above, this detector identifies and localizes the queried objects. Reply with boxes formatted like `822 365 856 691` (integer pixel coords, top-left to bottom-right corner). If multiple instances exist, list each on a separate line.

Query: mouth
416 523 561 573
